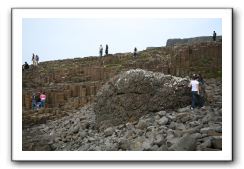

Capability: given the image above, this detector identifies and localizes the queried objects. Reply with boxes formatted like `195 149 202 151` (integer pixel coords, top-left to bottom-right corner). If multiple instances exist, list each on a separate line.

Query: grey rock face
94 69 191 129
169 134 197 151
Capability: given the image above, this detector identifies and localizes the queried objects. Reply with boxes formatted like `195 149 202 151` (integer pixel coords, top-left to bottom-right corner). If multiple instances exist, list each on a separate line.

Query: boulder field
23 69 222 151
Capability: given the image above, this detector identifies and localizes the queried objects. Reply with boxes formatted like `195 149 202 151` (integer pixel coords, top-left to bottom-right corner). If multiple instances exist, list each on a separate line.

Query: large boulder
94 69 191 129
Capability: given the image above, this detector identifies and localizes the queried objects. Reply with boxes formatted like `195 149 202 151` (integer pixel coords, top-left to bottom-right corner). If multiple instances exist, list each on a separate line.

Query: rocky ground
22 71 222 151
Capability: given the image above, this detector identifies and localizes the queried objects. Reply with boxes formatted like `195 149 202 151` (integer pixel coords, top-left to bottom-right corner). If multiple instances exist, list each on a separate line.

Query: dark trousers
198 94 205 107
191 91 198 108
192 91 204 108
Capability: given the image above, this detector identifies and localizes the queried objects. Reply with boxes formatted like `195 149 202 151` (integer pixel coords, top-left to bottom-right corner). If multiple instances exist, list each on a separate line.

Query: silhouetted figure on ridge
32 53 36 66
36 55 39 66
213 31 217 41
133 47 137 58
105 44 109 55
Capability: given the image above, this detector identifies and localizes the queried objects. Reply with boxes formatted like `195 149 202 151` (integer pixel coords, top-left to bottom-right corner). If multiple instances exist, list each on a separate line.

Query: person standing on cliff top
213 31 217 41
188 74 200 110
32 53 36 66
133 47 137 58
105 44 109 55
99 45 103 57
36 55 39 66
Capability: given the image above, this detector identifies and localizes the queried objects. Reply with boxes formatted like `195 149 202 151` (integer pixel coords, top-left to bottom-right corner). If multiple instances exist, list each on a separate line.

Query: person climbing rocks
105 44 109 55
40 92 47 108
99 45 103 57
213 31 217 41
188 74 200 110
133 47 137 58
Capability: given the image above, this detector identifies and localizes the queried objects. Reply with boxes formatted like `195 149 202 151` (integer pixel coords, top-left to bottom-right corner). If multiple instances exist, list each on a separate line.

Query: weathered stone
142 140 152 150
188 121 201 127
177 107 189 113
94 69 191 129
72 125 80 134
175 123 186 130
169 134 197 151
79 131 87 139
158 117 169 125
200 127 216 134
150 144 160 151
191 133 202 139
104 127 114 137
166 133 178 147
157 111 167 117
168 121 176 129
211 136 222 149
118 139 130 150
207 130 222 136
125 122 135 130
125 130 135 139
130 141 143 151
136 119 148 130
153 134 165 146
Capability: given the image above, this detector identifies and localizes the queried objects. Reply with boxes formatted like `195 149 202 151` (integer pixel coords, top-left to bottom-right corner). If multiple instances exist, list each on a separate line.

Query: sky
22 18 222 63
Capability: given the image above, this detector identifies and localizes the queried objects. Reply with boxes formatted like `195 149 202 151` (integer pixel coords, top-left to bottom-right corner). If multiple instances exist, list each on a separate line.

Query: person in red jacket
40 92 46 108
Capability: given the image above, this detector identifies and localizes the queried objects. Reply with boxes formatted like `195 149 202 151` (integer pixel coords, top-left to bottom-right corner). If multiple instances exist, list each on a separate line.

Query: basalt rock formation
22 78 222 151
166 36 222 46
22 38 222 151
94 69 191 129
23 40 221 112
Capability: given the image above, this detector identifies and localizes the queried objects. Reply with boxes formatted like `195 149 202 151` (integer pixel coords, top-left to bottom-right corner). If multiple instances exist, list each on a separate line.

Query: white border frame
12 8 232 161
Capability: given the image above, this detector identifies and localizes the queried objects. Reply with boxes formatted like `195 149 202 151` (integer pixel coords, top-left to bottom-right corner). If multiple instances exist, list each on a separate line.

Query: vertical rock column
80 86 87 106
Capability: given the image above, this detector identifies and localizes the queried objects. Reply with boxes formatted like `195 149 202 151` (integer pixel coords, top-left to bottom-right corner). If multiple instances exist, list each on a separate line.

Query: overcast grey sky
22 18 222 63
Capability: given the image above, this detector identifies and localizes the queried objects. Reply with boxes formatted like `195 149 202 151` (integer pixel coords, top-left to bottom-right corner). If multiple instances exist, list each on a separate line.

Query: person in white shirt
188 74 199 109
99 45 103 57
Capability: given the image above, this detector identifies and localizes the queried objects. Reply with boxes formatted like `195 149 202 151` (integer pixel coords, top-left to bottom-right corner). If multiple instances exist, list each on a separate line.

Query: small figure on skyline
213 31 217 41
36 55 39 66
133 47 137 58
32 53 36 66
105 44 109 55
99 45 103 57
